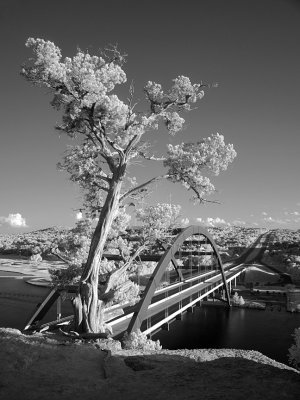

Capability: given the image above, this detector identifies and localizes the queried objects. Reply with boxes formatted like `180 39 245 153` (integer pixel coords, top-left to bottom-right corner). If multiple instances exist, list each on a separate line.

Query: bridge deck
109 264 245 337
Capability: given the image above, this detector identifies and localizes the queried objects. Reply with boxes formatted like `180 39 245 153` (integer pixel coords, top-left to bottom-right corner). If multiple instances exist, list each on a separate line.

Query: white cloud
262 211 268 216
0 213 27 227
197 217 230 227
181 217 189 226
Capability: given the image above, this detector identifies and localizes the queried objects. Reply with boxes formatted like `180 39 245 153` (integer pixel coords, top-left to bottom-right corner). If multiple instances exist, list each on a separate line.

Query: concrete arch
127 225 231 334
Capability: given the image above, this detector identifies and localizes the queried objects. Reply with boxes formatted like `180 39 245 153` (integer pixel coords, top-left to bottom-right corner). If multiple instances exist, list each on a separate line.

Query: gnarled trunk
76 178 123 333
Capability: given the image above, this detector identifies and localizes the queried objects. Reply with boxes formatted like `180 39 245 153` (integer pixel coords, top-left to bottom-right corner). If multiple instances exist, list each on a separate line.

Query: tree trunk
76 177 123 333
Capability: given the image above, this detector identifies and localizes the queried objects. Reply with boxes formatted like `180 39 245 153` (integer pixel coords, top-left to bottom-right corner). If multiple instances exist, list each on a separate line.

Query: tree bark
77 174 124 333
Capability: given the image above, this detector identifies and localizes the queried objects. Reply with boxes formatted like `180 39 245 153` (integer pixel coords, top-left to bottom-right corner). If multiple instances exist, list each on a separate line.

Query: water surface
154 304 300 364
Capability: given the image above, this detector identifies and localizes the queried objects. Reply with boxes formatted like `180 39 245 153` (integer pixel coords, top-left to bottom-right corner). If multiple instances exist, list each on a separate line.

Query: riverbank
0 328 299 400
0 255 64 286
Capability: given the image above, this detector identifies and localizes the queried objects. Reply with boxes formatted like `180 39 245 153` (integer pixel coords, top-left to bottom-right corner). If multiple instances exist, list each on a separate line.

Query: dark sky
0 0 300 233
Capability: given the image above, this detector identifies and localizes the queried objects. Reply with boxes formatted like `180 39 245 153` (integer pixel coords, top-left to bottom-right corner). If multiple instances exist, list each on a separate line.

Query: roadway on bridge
108 231 291 337
109 263 245 337
232 232 291 283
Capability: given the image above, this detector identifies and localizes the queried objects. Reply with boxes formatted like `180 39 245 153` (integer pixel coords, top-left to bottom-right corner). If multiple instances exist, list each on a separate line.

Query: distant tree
232 292 240 304
238 295 245 306
232 292 245 306
136 203 181 245
22 38 237 333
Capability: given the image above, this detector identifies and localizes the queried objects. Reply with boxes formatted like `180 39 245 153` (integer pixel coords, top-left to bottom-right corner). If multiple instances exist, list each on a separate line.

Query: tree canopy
22 38 236 216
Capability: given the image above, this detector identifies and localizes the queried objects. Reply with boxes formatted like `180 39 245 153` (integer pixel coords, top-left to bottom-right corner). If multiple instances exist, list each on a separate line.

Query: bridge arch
127 225 231 334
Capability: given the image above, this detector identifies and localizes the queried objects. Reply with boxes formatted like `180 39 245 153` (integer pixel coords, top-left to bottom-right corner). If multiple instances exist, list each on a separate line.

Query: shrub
232 292 245 306
288 327 300 369
232 292 240 304
49 265 82 288
122 329 162 351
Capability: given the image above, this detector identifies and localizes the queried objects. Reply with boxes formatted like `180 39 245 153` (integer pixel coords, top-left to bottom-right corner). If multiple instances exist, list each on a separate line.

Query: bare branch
92 183 109 192
120 175 168 202
94 128 117 173
50 249 69 265
189 185 221 204
139 151 166 162
99 244 146 303
105 137 124 158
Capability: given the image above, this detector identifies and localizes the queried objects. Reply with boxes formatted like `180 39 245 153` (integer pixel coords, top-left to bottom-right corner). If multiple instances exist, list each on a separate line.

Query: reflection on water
153 305 300 364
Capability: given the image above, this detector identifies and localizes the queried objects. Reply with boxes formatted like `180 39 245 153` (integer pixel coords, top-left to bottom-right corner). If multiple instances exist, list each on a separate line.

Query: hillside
0 227 68 257
1 226 299 283
261 229 300 282
0 225 266 258
0 328 299 400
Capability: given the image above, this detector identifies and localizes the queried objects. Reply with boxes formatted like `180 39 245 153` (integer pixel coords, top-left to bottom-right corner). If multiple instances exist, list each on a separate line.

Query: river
0 271 60 329
1 272 300 364
153 304 300 364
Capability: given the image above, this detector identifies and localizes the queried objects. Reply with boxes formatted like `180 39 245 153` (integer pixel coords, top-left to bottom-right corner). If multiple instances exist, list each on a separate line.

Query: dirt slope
0 328 299 400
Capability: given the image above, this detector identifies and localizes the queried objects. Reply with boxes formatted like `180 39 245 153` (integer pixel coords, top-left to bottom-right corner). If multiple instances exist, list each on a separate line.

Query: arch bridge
24 225 245 336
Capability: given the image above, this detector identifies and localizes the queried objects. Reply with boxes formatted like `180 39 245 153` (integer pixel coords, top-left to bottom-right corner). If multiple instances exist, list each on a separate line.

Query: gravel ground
0 328 299 400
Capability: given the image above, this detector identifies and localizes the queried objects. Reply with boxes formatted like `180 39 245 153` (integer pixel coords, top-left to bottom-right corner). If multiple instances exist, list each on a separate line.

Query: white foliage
23 38 237 211
123 329 162 351
136 203 181 241
164 133 236 202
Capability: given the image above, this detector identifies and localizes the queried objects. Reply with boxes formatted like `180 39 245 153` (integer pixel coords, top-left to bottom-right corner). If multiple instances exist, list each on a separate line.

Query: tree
22 38 237 333
136 203 181 244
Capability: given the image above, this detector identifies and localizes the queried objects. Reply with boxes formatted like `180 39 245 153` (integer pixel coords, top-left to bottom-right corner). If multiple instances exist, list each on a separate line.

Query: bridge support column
56 296 62 321
162 323 170 331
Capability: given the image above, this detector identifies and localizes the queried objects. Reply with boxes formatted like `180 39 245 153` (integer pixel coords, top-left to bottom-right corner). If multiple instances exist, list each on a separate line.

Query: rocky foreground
0 328 299 400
